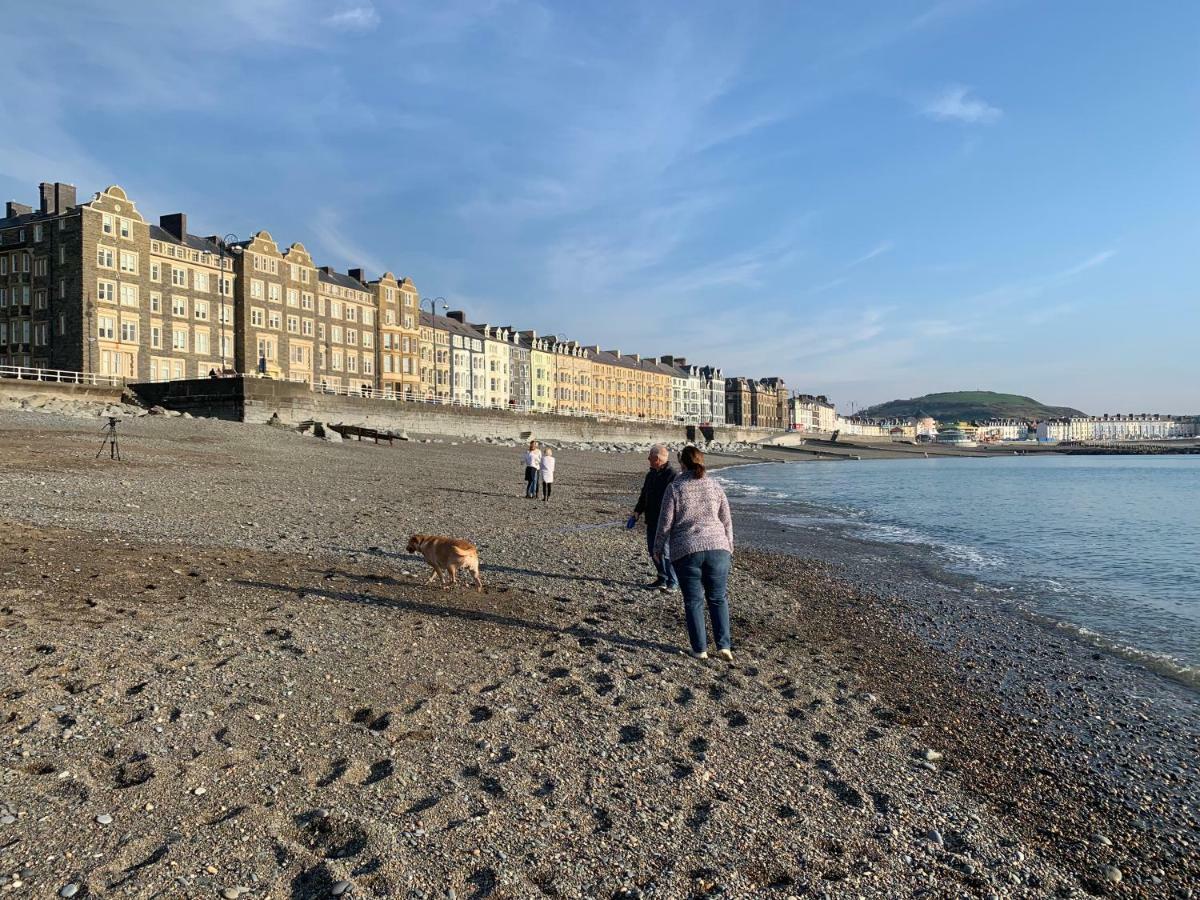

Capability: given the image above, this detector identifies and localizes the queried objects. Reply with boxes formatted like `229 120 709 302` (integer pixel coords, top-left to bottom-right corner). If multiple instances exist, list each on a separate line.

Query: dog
405 534 484 592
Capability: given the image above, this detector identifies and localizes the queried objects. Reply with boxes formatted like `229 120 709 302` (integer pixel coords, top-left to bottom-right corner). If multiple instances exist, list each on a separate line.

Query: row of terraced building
0 181 792 426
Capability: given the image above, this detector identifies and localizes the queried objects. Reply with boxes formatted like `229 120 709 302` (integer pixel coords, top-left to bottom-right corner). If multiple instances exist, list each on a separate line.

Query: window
384 311 395 325
97 280 116 303
151 325 162 349
194 299 209 321
57 314 65 336
363 308 374 326
97 316 115 339
119 251 137 273
363 356 373 375
172 296 187 317
58 279 66 299
171 267 187 287
347 354 357 373
300 268 309 283
345 306 357 322
97 246 115 268
268 282 281 303
119 217 131 239
193 271 209 293
172 327 188 350
287 315 299 334
331 350 343 371
0 257 5 275
346 329 357 346
362 332 373 349
33 323 47 346
250 279 264 299
330 301 342 319
195 330 209 354
120 321 138 342
268 311 281 330
119 284 138 307
34 290 47 310
331 325 343 343
256 336 276 360
150 261 160 281
33 258 47 276
383 356 393 373
102 214 113 235
286 288 298 307
58 245 65 264
219 276 232 296
220 303 232 324
301 292 314 310
301 318 313 336
150 291 162 313
33 224 43 242
251 307 265 327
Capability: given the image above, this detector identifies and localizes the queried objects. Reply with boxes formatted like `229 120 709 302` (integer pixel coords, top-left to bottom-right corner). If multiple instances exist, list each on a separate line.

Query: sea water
717 455 1200 682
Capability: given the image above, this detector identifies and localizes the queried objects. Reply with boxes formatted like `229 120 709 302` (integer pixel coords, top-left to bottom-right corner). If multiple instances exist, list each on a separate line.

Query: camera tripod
96 417 122 461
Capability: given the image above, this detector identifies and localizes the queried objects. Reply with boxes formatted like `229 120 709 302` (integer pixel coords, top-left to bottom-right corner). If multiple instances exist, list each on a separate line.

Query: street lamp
551 333 567 414
218 234 242 374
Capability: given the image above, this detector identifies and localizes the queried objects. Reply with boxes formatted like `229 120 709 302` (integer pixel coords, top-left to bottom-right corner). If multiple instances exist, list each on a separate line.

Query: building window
331 325 343 344
97 247 115 268
97 316 115 339
33 257 48 276
331 350 343 371
286 288 298 307
33 224 43 242
194 300 209 321
287 315 299 334
268 282 281 303
194 271 209 293
301 319 313 336
172 296 187 317
119 284 138 307
120 321 138 343
119 218 131 239
268 311 281 330
347 354 358 374
347 329 357 346
251 307 265 327
172 328 188 350
119 251 137 273
345 306 357 323
170 267 186 287
102 214 113 235
250 279 264 299
150 291 162 313
151 325 162 349
195 330 209 354
301 292 314 310
97 280 116 303
150 261 160 281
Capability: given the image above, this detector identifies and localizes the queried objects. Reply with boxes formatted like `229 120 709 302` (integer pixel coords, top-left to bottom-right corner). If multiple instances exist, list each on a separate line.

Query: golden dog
405 534 484 592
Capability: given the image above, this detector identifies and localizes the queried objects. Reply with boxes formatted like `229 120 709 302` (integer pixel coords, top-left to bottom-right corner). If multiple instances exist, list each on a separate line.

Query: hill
860 391 1086 422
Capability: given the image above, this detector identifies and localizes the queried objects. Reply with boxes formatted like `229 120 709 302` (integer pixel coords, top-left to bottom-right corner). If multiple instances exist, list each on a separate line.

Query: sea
716 455 1200 688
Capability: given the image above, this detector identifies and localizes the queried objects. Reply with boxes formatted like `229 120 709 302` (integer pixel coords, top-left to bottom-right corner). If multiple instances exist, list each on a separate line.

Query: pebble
222 886 251 899
1104 865 1122 884
193 786 207 795
0 815 15 825
922 748 943 762
331 881 352 896
1092 832 1112 847
928 829 944 846
60 885 80 898
95 813 113 825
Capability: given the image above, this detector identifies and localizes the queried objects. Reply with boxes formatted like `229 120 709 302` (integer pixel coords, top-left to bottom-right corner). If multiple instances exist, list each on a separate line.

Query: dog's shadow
336 548 644 589
236 575 679 657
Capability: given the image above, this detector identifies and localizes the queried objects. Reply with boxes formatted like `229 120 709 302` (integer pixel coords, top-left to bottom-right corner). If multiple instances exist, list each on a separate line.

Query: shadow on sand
236 576 680 657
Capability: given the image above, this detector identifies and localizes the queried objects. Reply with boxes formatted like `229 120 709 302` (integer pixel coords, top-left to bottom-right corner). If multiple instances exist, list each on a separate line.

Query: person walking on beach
523 441 542 499
653 446 734 661
630 444 677 592
540 447 556 501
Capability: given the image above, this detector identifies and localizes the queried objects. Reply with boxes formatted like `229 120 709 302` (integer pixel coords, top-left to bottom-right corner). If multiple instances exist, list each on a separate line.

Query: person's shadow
235 575 679 656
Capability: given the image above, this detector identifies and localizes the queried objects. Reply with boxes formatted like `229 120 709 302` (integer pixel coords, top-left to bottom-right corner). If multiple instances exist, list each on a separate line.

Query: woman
540 446 556 501
653 446 734 661
522 441 542 499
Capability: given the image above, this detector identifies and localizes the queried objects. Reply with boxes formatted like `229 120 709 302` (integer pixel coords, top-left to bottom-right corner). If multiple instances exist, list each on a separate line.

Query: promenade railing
0 364 127 388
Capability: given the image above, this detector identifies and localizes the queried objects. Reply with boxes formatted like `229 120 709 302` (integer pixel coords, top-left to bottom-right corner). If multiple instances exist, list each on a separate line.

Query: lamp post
218 234 241 374
422 296 447 401
551 333 566 415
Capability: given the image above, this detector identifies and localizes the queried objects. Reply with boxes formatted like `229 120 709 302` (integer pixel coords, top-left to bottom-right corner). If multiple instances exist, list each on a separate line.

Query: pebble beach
0 410 1197 899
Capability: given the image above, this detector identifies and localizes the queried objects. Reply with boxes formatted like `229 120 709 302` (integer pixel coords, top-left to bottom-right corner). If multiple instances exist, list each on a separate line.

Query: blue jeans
672 549 732 653
647 527 676 588
525 467 539 497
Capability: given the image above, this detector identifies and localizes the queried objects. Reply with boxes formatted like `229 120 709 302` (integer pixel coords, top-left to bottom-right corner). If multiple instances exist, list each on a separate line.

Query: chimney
54 183 76 212
659 354 674 366
39 182 55 214
348 268 365 283
160 213 187 241
6 201 33 218
446 310 465 323
518 330 537 340
605 349 620 358
629 353 641 363
675 357 687 367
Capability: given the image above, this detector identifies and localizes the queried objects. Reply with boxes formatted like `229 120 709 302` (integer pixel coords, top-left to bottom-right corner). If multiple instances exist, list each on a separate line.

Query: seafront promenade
0 407 1196 898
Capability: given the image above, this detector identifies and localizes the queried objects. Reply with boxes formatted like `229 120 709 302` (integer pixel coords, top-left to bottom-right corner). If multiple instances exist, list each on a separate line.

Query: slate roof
148 224 222 255
318 268 370 293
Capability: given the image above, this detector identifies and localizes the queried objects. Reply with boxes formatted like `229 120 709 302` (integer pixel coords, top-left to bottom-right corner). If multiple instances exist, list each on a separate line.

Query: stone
928 829 944 846
60 885 80 898
193 786 207 795
1104 865 1122 884
1092 833 1112 847
222 887 250 899
331 880 352 896
922 749 943 762
95 813 113 825
0 815 15 825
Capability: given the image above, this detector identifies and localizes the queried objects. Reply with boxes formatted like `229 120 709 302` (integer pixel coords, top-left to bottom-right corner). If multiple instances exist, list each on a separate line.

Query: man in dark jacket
632 444 677 591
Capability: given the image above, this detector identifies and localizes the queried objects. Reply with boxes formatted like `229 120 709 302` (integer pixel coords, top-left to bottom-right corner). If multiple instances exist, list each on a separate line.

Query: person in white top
539 447 556 501
522 440 542 499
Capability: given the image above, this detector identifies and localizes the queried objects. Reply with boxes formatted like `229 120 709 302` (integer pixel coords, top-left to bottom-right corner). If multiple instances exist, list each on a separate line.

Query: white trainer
717 648 734 662
689 650 709 660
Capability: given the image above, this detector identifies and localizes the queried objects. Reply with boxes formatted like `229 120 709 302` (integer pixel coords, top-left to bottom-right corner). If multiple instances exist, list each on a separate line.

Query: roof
420 310 484 341
318 268 369 294
148 224 222 255
0 209 47 231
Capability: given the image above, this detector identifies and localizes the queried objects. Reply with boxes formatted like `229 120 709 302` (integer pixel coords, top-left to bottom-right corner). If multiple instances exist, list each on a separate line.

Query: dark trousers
524 466 539 497
647 525 676 588
672 549 732 652
542 480 552 500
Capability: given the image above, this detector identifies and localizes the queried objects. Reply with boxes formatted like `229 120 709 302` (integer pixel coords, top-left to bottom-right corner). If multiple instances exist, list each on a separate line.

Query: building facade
372 273 420 398
418 310 451 400
699 365 725 426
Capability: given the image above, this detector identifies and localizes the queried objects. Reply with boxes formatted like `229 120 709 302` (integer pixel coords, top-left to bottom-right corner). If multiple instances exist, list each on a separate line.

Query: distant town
1 179 1194 443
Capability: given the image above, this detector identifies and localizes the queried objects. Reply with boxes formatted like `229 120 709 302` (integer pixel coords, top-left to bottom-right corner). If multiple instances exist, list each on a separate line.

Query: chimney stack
659 354 674 366
446 310 465 323
348 268 365 283
39 182 55 214
675 357 687 367
54 183 76 212
6 201 33 218
160 213 188 241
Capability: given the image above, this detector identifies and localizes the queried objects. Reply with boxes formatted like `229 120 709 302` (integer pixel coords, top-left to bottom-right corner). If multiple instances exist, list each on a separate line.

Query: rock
222 887 251 899
928 829 944 846
95 813 113 825
1104 865 1122 884
148 406 168 416
193 786 207 795
0 815 15 825
331 880 352 896
60 885 80 898
922 748 943 762
1092 833 1112 847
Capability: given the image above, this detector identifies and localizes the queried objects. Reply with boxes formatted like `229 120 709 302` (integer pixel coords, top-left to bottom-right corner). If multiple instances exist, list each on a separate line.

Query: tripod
97 417 121 461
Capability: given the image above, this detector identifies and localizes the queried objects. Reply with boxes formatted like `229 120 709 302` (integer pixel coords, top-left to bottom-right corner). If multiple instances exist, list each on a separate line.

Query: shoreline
0 410 1196 897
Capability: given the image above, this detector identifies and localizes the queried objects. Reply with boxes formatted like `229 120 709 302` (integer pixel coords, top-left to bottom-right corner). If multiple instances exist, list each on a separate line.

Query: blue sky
2 1 1196 413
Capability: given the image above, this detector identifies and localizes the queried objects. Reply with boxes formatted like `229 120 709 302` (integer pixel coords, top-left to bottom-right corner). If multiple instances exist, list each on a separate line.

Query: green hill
860 391 1086 422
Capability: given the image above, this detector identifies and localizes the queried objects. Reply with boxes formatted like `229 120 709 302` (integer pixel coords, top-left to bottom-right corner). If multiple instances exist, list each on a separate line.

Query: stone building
371 273 420 398
699 365 725 426
505 328 531 411
551 340 592 415
759 377 788 430
417 310 450 401
724 377 754 426
520 331 555 413
444 311 485 405
0 182 239 382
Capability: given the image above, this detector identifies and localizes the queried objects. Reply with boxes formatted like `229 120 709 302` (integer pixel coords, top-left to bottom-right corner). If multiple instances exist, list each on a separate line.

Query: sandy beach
0 411 1197 899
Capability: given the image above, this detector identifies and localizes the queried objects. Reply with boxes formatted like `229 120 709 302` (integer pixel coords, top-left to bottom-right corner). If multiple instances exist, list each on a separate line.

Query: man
631 444 677 591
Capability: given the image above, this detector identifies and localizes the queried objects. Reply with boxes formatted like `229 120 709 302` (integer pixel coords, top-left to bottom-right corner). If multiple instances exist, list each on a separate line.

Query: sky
1 1 1196 413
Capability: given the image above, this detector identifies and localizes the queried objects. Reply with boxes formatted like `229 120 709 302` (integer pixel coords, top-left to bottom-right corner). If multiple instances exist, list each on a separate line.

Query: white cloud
323 4 381 32
848 240 894 267
922 85 1002 125
1054 250 1115 279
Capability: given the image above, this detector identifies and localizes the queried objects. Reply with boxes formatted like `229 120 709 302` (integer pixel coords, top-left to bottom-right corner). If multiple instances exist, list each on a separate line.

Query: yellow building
551 340 592 414
521 332 555 413
372 272 420 398
418 310 450 400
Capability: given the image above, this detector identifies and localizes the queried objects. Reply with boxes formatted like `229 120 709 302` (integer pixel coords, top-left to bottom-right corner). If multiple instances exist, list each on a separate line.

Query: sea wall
0 377 126 407
130 377 777 444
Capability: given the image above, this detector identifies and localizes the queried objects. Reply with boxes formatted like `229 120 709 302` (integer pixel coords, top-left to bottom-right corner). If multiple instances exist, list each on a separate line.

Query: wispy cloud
1054 250 1116 279
848 240 894 267
310 208 387 277
323 3 381 32
921 85 1002 125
